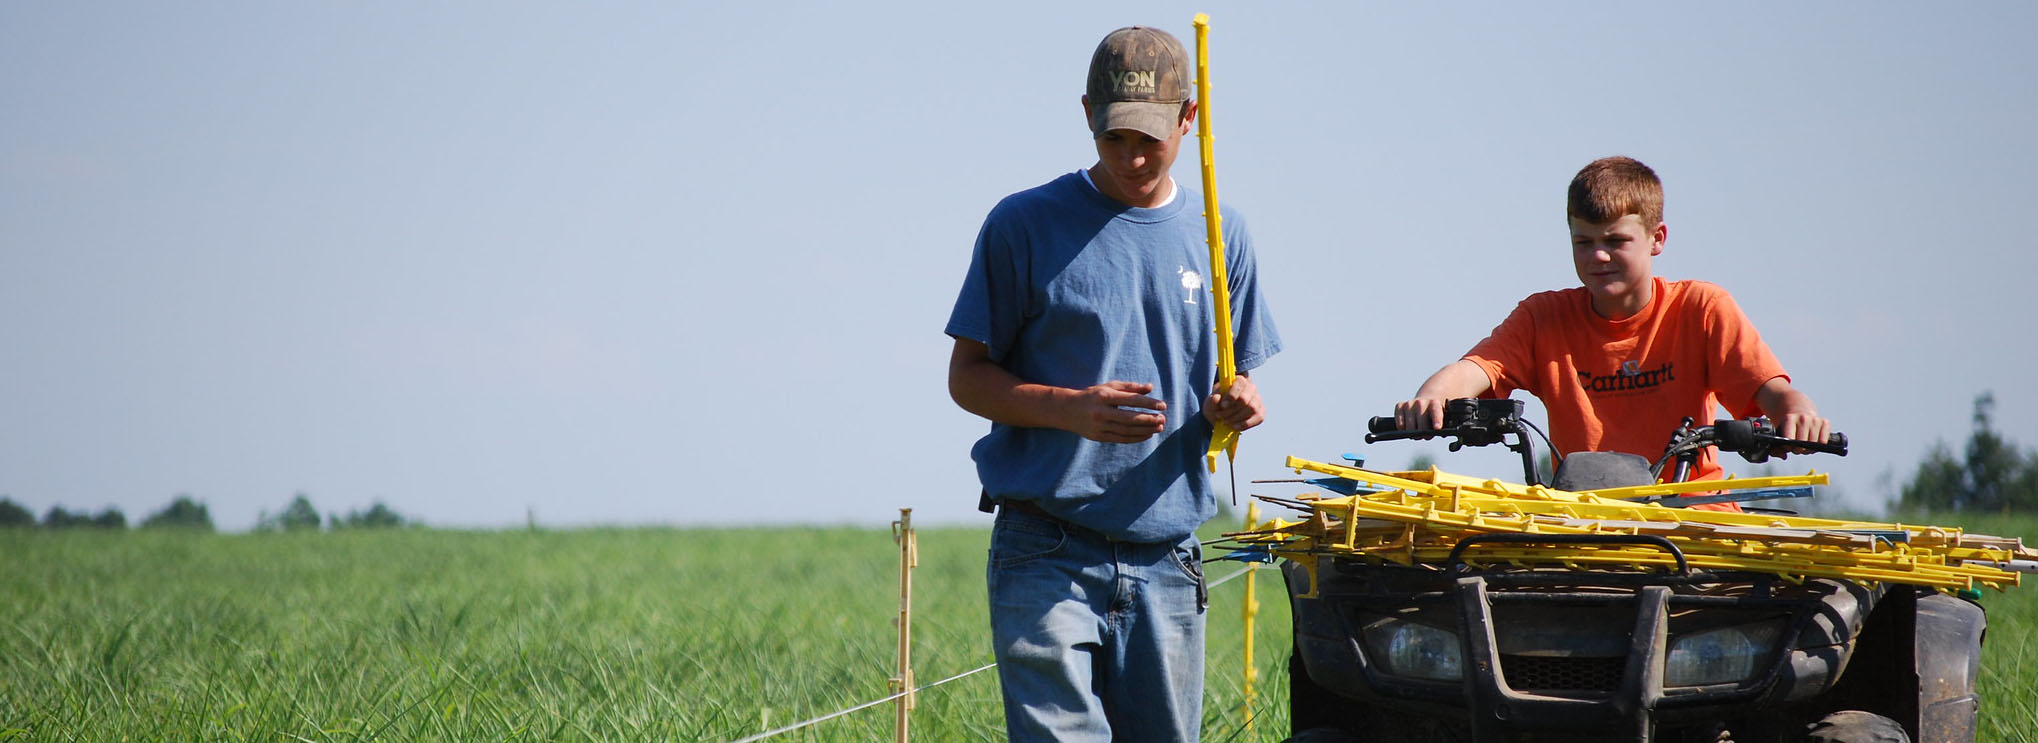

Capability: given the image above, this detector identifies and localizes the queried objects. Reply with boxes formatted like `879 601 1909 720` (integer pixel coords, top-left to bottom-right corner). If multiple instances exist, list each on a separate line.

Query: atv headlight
1363 618 1463 681
1665 621 1784 686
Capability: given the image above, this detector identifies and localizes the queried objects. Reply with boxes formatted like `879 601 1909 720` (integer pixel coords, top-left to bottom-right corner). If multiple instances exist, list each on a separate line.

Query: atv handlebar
1654 416 1847 483
1364 399 1543 484
1706 418 1848 458
1361 399 1847 486
1363 398 1524 449
1365 416 1436 443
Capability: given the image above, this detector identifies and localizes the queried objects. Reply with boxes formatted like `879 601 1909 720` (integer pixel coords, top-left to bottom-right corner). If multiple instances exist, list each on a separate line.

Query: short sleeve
1698 285 1787 418
944 206 1028 362
1463 299 1541 398
1221 209 1282 372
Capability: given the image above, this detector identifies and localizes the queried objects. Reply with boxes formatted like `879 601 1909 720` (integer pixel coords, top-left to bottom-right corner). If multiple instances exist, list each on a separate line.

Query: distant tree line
0 492 414 532
253 492 409 531
1898 391 2038 513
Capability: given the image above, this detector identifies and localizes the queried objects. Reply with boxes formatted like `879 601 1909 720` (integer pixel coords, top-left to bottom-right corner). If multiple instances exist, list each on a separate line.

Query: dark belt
996 498 1059 522
979 490 1063 523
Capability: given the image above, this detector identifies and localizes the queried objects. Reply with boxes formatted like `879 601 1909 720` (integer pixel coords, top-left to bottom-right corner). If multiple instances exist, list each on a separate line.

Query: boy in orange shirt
1394 156 1832 492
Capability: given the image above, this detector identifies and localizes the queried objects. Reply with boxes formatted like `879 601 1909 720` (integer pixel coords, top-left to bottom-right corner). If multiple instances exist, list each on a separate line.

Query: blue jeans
987 507 1208 743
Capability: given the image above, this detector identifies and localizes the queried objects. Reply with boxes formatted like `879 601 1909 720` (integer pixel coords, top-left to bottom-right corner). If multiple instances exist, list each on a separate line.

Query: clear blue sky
4 2 2034 530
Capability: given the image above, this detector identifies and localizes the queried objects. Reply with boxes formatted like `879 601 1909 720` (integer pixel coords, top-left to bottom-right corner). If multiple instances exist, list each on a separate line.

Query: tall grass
0 516 2028 742
0 526 1290 742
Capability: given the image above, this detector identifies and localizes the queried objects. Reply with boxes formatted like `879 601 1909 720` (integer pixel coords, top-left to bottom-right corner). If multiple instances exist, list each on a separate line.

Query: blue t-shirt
945 171 1281 543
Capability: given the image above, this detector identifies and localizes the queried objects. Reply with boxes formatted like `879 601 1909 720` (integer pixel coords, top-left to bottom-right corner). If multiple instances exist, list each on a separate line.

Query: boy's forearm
1753 377 1815 419
948 338 1173 444
948 347 1074 431
1417 360 1493 400
1396 360 1495 430
1754 376 1834 444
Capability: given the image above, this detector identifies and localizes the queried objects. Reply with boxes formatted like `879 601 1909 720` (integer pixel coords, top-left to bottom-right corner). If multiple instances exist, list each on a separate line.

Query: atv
1280 398 1987 743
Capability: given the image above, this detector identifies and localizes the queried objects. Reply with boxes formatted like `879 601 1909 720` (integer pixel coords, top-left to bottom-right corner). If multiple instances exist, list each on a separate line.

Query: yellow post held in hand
1193 13 1238 474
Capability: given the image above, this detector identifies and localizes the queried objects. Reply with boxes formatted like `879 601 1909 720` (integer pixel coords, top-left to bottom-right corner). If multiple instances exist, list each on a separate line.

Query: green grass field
1 514 2033 742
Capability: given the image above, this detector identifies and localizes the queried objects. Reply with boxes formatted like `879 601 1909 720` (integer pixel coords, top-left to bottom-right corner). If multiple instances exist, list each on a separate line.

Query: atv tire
1805 711 1910 743
1289 645 1348 734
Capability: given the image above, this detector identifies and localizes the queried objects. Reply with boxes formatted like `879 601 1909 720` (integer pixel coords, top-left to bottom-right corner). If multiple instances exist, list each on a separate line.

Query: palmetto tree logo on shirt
1178 266 1203 305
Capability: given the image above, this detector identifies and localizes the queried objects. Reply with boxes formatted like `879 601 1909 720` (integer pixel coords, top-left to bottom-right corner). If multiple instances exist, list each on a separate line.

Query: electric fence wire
722 565 1257 743
724 662 995 743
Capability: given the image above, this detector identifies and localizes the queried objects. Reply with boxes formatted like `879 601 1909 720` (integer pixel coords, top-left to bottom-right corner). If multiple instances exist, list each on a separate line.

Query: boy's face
1569 214 1666 316
1083 100 1195 208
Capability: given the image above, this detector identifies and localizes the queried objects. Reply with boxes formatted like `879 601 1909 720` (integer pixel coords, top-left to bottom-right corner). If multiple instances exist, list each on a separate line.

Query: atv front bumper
1285 557 1880 741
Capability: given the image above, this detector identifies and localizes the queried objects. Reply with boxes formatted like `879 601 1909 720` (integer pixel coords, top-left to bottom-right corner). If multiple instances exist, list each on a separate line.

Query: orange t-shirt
1463 277 1787 486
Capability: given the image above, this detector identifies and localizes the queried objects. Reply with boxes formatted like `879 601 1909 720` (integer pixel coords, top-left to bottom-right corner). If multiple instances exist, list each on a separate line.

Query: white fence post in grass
890 509 919 743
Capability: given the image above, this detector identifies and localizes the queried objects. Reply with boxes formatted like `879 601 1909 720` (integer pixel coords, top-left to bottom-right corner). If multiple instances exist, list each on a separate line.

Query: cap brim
1090 100 1179 139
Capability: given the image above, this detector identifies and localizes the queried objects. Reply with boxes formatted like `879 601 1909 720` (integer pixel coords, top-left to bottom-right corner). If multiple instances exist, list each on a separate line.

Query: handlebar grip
1365 429 1433 444
1716 418 1848 456
1368 416 1397 434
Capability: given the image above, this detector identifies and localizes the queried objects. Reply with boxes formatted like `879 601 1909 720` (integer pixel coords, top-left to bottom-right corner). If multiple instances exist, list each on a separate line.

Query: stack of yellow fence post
1228 455 2037 598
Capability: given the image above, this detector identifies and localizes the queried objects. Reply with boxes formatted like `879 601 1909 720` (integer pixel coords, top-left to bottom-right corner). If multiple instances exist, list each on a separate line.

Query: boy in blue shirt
945 24 1281 743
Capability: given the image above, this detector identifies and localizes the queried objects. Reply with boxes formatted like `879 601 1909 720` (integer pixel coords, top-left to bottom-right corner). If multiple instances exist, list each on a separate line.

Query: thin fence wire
723 662 995 743
723 565 1258 742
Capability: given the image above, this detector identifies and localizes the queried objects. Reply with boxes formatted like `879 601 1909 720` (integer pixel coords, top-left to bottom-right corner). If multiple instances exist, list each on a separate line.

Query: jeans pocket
990 515 1067 569
1171 538 1207 611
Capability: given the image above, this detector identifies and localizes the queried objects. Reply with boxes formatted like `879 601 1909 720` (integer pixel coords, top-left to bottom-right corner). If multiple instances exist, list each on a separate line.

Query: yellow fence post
1192 11 1240 474
890 509 918 743
1241 501 1261 725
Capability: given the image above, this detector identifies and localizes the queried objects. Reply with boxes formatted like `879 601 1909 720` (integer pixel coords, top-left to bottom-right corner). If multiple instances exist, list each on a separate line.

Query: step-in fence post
1241 502 1262 725
890 509 918 743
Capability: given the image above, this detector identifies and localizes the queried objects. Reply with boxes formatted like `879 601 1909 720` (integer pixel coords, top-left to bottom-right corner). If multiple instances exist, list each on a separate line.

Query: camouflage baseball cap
1085 26 1190 139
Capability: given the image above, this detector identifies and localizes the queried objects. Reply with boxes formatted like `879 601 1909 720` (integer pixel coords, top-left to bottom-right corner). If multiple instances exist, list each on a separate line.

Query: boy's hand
1754 377 1831 455
1202 374 1265 432
1397 361 1493 430
1066 381 1168 443
1774 412 1834 455
1395 396 1450 431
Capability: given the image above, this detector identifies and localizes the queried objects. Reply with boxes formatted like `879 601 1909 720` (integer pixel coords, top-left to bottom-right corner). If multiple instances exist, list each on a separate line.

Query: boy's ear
1651 222 1668 255
1179 99 1198 134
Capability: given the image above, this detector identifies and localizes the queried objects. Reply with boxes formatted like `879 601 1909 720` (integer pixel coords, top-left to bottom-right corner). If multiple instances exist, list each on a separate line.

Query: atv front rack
1220 456 2035 597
